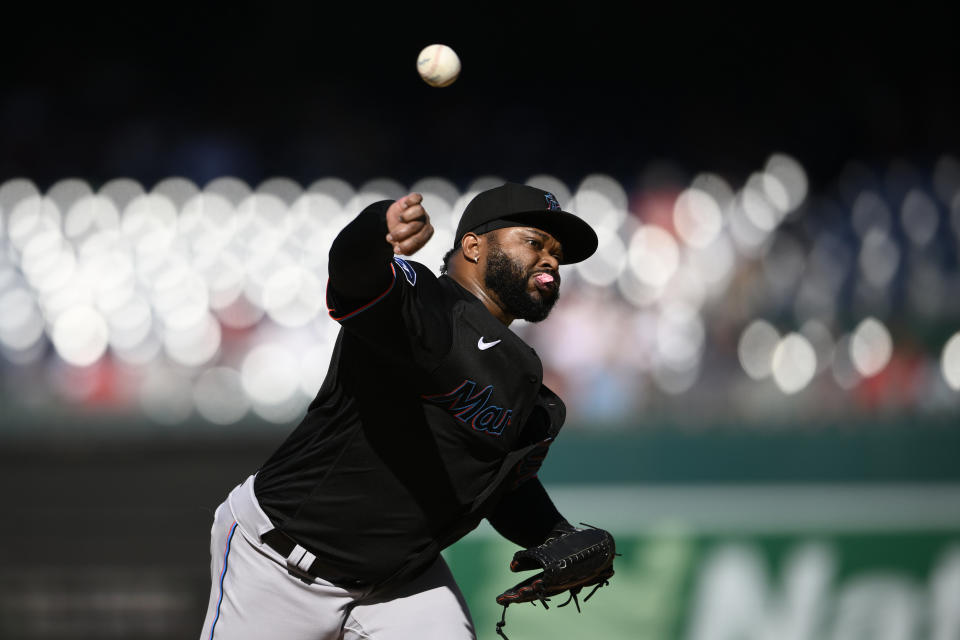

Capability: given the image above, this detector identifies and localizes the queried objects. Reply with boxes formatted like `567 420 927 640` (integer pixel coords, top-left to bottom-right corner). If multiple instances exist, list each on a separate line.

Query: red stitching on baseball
426 46 440 78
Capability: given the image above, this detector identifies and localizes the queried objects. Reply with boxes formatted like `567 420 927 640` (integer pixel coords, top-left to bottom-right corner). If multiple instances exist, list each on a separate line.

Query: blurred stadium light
1 153 959 427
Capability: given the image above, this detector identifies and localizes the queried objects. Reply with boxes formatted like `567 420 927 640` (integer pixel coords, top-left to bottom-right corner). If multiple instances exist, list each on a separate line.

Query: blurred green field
445 485 960 640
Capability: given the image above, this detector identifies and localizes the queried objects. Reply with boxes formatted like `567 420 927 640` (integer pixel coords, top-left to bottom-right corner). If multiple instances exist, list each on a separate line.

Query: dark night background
3 5 958 193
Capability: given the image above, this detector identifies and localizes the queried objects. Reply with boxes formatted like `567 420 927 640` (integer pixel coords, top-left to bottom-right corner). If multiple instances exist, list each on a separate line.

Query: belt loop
286 544 317 574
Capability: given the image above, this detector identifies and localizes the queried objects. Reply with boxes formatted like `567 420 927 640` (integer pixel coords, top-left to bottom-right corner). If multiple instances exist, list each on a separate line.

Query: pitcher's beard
484 247 558 322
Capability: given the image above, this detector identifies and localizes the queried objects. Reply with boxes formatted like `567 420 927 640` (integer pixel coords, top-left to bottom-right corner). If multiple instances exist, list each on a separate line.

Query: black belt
261 529 367 588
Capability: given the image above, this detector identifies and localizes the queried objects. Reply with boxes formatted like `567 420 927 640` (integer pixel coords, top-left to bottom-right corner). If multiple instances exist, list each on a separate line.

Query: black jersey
254 201 566 588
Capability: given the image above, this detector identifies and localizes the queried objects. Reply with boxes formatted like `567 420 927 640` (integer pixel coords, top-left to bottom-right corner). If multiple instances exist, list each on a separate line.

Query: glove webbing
494 573 612 640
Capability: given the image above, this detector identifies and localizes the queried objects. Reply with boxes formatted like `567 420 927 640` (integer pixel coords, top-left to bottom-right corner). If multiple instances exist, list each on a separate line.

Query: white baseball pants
199 475 476 639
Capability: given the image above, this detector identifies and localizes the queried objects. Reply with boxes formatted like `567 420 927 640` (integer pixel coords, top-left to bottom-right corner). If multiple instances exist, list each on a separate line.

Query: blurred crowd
1 153 958 430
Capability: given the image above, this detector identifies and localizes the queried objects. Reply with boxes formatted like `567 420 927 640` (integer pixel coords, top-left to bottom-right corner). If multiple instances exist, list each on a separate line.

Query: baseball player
199 182 610 639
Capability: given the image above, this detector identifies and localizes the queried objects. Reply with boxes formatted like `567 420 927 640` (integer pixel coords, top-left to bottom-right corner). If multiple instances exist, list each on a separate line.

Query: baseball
417 44 461 88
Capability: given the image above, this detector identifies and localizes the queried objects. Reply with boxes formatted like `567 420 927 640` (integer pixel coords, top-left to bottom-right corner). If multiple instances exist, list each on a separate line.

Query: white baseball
417 44 461 88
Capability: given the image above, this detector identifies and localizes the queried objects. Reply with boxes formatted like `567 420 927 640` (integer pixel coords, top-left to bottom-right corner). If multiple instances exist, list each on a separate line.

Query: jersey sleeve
326 200 395 315
487 477 569 548
325 200 450 362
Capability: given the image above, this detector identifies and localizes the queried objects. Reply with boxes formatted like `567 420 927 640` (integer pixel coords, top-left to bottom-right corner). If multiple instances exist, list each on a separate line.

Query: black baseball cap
454 183 599 264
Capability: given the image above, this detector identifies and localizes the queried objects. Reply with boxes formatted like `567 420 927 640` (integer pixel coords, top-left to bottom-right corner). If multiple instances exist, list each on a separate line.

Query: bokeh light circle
627 225 679 288
673 188 723 248
771 333 817 394
738 320 780 380
850 317 893 378
241 343 301 407
51 305 109 366
939 332 960 391
194 367 250 425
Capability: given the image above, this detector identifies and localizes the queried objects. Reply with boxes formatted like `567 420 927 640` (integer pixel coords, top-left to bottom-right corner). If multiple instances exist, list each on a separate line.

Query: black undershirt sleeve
487 478 573 548
327 200 394 305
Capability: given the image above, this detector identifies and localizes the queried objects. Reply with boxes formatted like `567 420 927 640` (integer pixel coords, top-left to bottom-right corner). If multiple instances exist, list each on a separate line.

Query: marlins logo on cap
544 192 561 211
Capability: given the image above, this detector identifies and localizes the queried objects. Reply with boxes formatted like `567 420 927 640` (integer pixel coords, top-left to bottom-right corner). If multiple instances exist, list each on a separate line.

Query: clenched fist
385 193 434 256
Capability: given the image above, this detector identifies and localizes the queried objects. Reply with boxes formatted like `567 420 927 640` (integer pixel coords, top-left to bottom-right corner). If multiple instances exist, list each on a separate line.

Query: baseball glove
494 525 616 639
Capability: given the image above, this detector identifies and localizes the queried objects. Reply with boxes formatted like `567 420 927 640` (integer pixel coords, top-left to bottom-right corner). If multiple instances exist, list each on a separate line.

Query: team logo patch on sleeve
393 257 417 285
